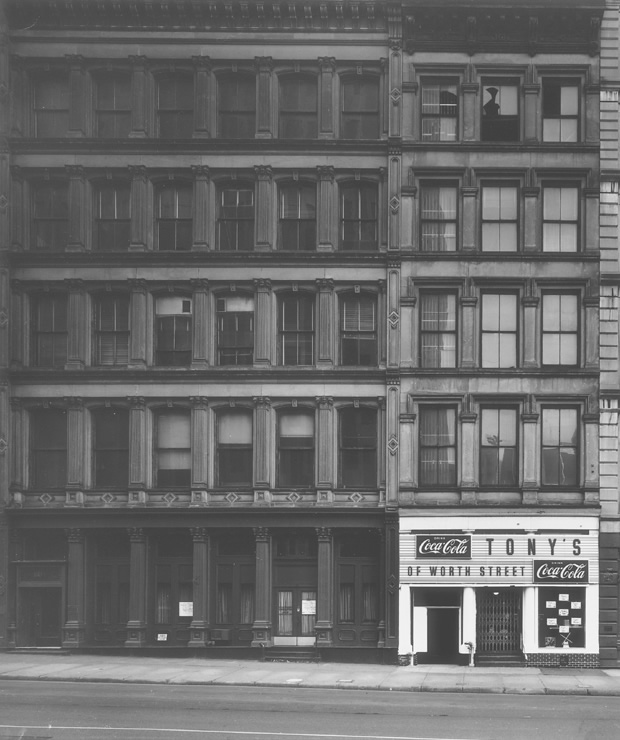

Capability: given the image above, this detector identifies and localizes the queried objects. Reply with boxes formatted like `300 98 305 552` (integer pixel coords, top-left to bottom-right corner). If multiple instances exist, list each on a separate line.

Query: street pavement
1 651 620 696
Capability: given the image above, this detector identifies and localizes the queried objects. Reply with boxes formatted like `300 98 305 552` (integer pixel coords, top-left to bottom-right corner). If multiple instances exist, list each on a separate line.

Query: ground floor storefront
398 514 600 668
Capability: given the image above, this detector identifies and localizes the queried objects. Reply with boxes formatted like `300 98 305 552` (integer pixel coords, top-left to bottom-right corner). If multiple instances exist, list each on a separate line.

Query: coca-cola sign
416 534 471 559
533 560 589 584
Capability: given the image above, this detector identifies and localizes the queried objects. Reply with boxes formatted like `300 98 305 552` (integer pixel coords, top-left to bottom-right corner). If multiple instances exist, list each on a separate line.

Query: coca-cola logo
416 535 471 559
533 560 589 584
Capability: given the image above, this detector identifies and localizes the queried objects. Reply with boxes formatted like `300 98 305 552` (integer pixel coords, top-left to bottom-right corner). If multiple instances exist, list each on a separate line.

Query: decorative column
460 279 478 369
128 397 147 506
251 527 273 646
125 527 148 647
522 279 539 368
383 513 400 648
584 179 600 253
9 281 24 369
255 166 272 251
190 397 209 506
400 409 416 492
129 56 148 138
253 397 271 492
191 279 209 369
192 56 212 138
129 166 148 252
523 171 540 252
459 394 478 504
521 395 540 504
316 279 334 367
128 280 148 369
9 399 26 503
461 169 479 252
398 584 412 662
462 587 477 656
462 64 479 142
62 528 86 647
65 279 86 370
584 280 599 370
316 397 334 502
523 65 540 143
583 395 599 504
388 150 401 251
9 166 23 250
255 57 272 138
253 279 272 366
191 166 210 250
65 397 84 506
317 166 335 252
387 262 400 368
188 527 210 648
585 79 600 144
388 36 402 138
66 166 86 252
386 379 400 509
318 57 335 138
315 527 333 647
66 55 87 137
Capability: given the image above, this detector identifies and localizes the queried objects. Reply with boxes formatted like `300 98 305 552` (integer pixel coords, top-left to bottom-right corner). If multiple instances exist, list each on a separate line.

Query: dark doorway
426 607 460 663
18 588 62 647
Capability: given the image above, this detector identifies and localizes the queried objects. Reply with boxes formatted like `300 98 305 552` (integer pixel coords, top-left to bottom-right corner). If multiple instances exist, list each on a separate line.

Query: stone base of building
525 653 600 668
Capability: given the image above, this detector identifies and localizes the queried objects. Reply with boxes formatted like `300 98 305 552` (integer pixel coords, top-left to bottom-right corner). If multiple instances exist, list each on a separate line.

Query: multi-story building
0 0 611 667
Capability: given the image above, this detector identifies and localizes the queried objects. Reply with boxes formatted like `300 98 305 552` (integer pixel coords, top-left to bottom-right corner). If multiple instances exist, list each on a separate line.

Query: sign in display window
538 587 585 648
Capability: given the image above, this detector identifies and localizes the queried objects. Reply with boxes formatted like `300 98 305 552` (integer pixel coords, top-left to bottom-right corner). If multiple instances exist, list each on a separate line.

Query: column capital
65 528 85 543
65 165 85 179
253 396 271 409
65 54 85 69
191 165 210 180
317 165 335 182
129 278 149 293
316 396 333 409
128 165 148 181
127 396 146 409
190 278 209 292
192 55 212 69
190 527 208 540
318 56 336 71
315 278 334 291
254 56 273 72
63 396 84 409
254 165 273 181
127 527 145 541
190 396 209 408
315 527 333 540
64 278 86 293
253 527 270 540
129 55 148 67
253 278 272 292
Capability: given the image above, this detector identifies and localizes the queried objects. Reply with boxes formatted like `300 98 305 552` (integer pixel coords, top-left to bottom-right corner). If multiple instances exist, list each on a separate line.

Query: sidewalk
1 652 620 696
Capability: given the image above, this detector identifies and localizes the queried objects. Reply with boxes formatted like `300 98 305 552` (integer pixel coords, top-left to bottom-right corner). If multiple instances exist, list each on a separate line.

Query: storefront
398 515 599 668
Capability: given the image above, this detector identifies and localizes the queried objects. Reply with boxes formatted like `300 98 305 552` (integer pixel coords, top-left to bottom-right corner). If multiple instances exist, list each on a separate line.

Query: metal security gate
476 589 521 654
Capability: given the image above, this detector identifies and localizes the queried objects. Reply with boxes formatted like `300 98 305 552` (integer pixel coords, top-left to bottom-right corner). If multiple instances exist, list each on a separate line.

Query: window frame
420 76 459 142
156 72 195 139
94 293 130 367
339 292 378 367
278 73 319 139
94 180 131 252
542 78 580 143
418 405 458 487
480 291 519 369
216 409 253 487
419 180 459 252
155 181 193 252
94 73 132 139
479 406 519 488
155 409 192 488
480 77 520 142
277 408 315 488
216 294 254 366
278 181 317 251
481 182 519 253
338 406 378 489
541 407 579 488
541 291 580 367
340 74 381 140
31 292 68 368
217 183 255 252
32 72 70 138
93 407 129 489
31 180 69 252
419 290 458 369
154 295 192 367
542 183 580 253
278 292 315 366
30 407 67 489
217 73 256 139
339 181 379 251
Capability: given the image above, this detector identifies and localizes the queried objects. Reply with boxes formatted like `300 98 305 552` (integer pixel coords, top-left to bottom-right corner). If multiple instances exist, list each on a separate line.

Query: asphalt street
1 681 619 740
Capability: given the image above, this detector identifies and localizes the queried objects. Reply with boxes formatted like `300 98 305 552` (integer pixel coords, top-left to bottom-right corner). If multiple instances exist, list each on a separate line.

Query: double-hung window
481 293 518 368
481 81 519 141
481 185 518 252
279 75 318 139
95 182 131 252
156 411 191 487
480 408 518 487
95 75 131 138
155 296 192 366
278 183 316 251
31 409 67 488
216 295 254 366
32 293 68 367
421 79 458 141
156 182 192 251
339 407 377 488
340 183 378 251
157 75 194 138
340 293 377 366
33 74 69 137
541 293 578 366
277 410 315 487
420 183 457 252
420 292 457 368
542 408 578 486
340 76 380 139
32 182 69 251
543 81 578 142
217 410 253 486
218 186 254 251
279 293 314 366
93 408 129 488
218 75 255 138
419 407 457 486
542 185 579 252
94 294 129 366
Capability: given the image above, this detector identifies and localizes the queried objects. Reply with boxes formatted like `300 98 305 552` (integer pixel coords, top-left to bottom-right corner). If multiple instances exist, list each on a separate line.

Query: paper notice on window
559 626 570 634
547 618 557 626
302 599 316 615
571 602 581 610
571 618 582 626
559 594 569 601
558 609 569 617
546 601 556 609
179 602 193 617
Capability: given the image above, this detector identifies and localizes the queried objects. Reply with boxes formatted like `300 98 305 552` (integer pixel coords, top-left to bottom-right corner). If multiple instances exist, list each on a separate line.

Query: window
480 408 518 487
156 182 192 251
155 296 192 366
277 411 315 487
93 408 129 488
481 81 519 141
339 407 377 488
278 183 316 251
279 75 318 139
216 295 254 366
419 407 457 486
95 182 131 252
157 75 194 138
279 293 314 365
218 186 254 251
341 76 380 139
420 292 457 368
543 81 578 142
340 293 377 366
31 409 67 488
340 183 378 251
156 412 191 487
421 80 458 141
542 293 578 366
217 410 252 486
542 408 578 486
33 74 69 137
481 185 518 252
32 182 69 251
218 75 255 138
94 294 129 366
32 293 67 367
420 184 457 252
95 75 131 138
481 293 518 368
543 186 579 252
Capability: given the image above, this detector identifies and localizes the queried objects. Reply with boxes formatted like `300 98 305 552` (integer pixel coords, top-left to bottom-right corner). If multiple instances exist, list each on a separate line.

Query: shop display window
538 586 585 648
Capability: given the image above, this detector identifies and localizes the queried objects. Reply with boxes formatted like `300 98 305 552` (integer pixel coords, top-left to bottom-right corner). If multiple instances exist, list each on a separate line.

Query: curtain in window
421 84 457 141
278 591 293 635
156 584 171 624
420 294 456 367
217 411 253 485
420 408 456 485
240 585 254 624
339 584 354 622
420 187 457 251
157 413 191 486
217 584 232 624
362 584 378 622
340 295 377 365
301 591 316 636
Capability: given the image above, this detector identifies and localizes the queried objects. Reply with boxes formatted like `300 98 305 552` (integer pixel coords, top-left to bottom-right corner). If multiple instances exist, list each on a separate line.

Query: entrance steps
262 646 320 663
475 651 525 667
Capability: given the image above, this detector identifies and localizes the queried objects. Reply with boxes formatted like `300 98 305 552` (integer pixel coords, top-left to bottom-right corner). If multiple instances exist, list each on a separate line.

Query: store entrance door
18 588 62 647
476 588 522 661
426 607 460 662
275 589 316 646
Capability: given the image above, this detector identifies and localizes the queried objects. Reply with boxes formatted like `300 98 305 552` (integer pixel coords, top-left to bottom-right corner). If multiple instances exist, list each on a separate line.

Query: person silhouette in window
483 87 500 118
